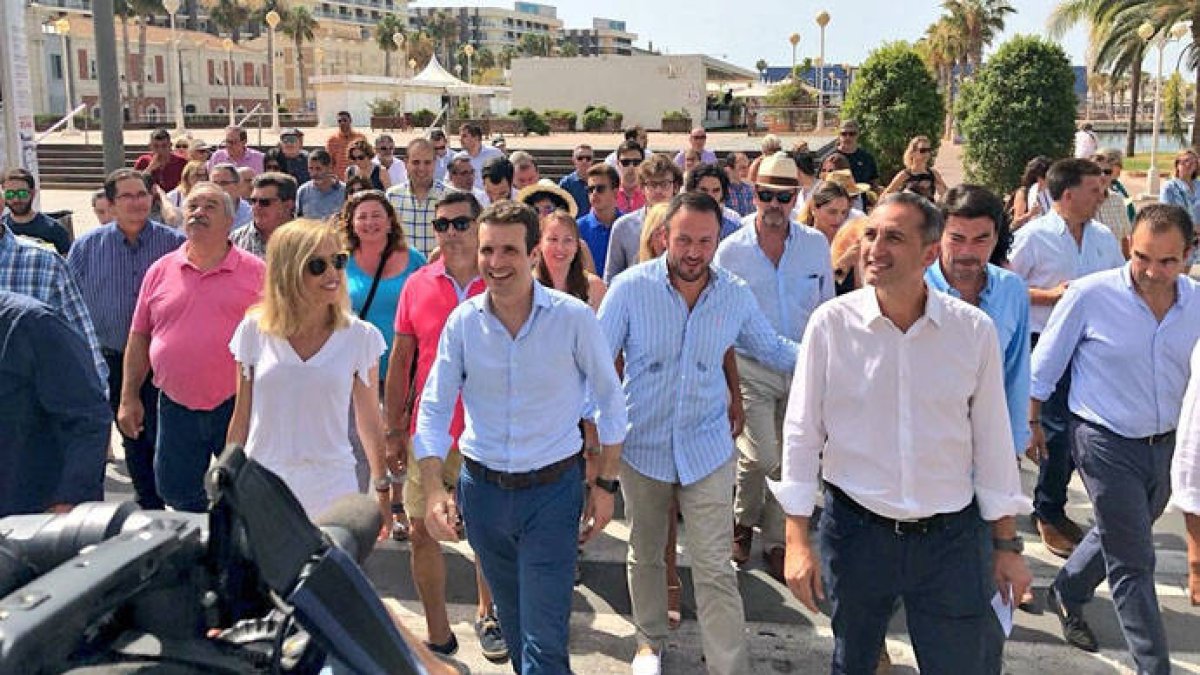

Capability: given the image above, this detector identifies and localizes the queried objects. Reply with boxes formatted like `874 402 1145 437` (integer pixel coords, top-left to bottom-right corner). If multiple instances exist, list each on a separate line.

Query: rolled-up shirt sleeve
768 315 826 517
573 310 628 445
971 320 1033 520
1030 284 1086 401
412 307 467 461
1172 342 1200 514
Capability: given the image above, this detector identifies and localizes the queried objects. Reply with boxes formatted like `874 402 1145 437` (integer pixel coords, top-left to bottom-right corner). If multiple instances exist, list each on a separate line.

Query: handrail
236 103 264 129
430 104 450 131
34 104 88 144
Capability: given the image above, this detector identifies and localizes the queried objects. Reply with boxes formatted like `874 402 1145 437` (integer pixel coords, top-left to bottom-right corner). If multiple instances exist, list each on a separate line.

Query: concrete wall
510 55 706 130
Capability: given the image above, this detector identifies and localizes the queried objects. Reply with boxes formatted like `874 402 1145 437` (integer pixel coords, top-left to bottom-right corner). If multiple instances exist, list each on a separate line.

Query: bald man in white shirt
773 193 1032 674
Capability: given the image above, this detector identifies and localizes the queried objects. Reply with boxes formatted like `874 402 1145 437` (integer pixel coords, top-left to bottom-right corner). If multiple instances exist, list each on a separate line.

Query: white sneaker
631 648 661 675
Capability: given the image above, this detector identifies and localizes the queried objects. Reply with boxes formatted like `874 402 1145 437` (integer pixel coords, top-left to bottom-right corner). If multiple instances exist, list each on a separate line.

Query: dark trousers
102 349 164 509
1032 333 1075 524
820 488 994 675
155 393 234 513
458 458 583 675
1055 419 1174 675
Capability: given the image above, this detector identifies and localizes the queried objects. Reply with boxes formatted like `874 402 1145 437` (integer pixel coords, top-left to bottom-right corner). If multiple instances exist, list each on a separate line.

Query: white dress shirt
770 286 1032 521
1171 341 1200 515
374 157 407 186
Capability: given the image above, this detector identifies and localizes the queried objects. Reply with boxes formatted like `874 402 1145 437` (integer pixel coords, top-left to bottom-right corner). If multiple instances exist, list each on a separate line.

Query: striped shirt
67 220 185 352
599 257 799 485
386 182 446 257
230 223 268 258
726 181 756 217
1 225 107 386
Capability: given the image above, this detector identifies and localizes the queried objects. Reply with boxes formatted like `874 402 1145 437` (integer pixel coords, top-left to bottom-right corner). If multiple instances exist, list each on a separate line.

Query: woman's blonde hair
254 219 351 338
903 136 933 171
637 203 671 262
179 160 209 196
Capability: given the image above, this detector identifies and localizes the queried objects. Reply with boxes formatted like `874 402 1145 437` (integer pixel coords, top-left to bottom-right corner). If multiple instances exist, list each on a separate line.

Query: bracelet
585 445 602 456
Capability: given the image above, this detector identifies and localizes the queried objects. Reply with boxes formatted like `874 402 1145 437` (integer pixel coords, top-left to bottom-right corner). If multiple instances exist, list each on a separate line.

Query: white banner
0 0 40 183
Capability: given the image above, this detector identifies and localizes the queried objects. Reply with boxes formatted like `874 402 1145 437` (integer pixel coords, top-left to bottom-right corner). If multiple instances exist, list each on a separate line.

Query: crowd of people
2 112 1200 675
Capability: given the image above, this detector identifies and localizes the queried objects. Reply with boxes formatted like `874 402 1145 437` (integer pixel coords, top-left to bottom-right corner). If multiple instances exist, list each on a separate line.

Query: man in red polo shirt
117 182 265 513
383 190 506 663
133 128 188 192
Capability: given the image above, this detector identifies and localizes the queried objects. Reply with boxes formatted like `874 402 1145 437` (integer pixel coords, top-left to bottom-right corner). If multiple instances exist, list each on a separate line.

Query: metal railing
34 104 88 144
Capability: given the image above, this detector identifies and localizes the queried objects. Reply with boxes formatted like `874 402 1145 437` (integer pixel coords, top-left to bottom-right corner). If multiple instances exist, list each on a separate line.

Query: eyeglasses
451 168 475 176
574 155 594 162
691 134 707 140
214 179 238 187
645 179 676 191
619 158 642 167
431 215 473 232
756 189 796 204
1101 169 1113 176
306 252 349 276
249 197 280 207
840 131 858 137
349 154 366 161
281 136 300 144
916 147 932 154
586 184 610 194
377 146 394 152
116 191 152 201
3 189 30 200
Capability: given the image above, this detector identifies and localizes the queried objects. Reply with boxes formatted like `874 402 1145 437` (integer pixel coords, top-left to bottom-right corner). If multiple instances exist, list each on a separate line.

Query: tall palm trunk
135 17 149 119
1126 65 1142 159
120 16 135 119
295 37 308 111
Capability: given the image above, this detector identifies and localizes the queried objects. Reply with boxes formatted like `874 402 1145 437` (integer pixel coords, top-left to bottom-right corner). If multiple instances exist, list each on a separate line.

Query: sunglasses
619 158 642 167
691 135 707 140
349 154 367 160
432 215 473 232
281 136 300 143
756 189 796 204
1101 169 1113 176
916 147 932 154
574 155 593 162
306 252 349 276
249 197 279 207
4 189 30 200
586 184 610 194
840 131 858 137
377 146 394 152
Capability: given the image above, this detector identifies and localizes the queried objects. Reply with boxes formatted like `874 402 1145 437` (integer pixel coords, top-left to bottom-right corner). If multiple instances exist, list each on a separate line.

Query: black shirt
3 212 72 255
825 146 880 186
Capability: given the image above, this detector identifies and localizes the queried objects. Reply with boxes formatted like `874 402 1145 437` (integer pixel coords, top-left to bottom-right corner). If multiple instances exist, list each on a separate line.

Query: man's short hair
662 192 722 236
449 155 473 171
1046 158 1102 202
309 148 333 166
617 140 645 159
336 110 351 120
509 150 537 170
211 162 240 182
794 151 817 178
407 138 434 155
187 181 236 221
586 162 620 188
2 168 36 191
103 168 153 201
482 156 514 185
374 134 394 146
638 153 683 187
1132 203 1196 246
252 171 298 202
226 125 248 142
760 134 782 154
461 123 484 140
478 200 539 253
876 192 943 245
149 128 171 143
574 143 593 154
685 163 729 197
91 188 107 207
428 128 447 142
435 190 482 219
623 127 640 142
939 184 1005 234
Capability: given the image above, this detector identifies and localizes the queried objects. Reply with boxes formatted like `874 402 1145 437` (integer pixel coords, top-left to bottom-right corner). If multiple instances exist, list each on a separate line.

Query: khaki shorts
403 444 463 520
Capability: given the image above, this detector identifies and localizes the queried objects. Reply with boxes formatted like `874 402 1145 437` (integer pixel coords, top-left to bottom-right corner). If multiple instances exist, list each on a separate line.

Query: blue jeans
458 458 583 675
1032 336 1075 524
103 349 163 509
1055 419 1173 675
155 393 234 513
820 488 993 675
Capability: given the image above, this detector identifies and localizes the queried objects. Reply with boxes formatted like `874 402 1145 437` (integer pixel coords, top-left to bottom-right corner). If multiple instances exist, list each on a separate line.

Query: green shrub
411 108 436 127
956 36 1075 194
662 109 691 122
509 107 549 135
367 97 403 117
840 42 944 181
581 105 621 131
543 109 577 128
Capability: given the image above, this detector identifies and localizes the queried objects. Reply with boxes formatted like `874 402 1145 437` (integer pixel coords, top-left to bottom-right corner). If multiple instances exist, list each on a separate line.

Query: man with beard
600 192 798 675
386 138 446 256
2 169 72 255
714 153 833 581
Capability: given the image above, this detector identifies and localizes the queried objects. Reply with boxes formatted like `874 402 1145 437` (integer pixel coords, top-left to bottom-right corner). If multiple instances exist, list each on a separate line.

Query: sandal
667 584 682 630
391 505 410 542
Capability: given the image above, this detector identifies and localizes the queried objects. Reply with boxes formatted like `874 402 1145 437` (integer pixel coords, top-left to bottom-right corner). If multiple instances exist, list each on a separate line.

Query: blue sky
427 0 1192 74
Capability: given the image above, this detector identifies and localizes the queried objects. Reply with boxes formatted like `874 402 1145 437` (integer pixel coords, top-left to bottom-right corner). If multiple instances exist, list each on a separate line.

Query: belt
464 453 581 491
825 482 968 536
1071 415 1175 446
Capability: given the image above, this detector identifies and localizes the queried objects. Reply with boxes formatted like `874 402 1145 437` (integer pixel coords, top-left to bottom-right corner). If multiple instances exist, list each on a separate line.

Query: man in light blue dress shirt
600 192 798 675
713 152 833 580
413 201 627 675
1010 158 1124 558
1031 204 1200 674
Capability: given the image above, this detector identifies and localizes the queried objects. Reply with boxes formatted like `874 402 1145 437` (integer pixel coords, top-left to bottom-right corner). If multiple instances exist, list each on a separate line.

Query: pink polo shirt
131 243 265 410
394 259 485 436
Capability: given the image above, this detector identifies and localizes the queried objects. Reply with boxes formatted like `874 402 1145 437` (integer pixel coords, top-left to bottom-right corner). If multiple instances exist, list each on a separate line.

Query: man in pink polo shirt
383 190 506 663
118 182 265 512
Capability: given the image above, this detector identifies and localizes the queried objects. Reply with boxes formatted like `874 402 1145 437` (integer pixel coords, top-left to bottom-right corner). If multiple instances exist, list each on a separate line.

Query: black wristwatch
593 477 620 494
993 536 1024 554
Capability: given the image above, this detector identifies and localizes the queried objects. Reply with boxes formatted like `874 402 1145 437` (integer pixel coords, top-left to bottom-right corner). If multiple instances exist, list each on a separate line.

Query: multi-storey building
562 18 636 57
408 2 562 56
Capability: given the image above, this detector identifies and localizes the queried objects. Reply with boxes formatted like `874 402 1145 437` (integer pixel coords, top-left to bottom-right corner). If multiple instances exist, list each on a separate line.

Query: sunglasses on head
432 215 473 232
619 158 642 167
586 184 610 194
306 252 349 276
756 189 795 204
4 189 30 200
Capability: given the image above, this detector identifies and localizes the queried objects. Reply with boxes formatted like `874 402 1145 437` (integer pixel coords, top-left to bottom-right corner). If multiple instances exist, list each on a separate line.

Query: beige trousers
732 355 791 552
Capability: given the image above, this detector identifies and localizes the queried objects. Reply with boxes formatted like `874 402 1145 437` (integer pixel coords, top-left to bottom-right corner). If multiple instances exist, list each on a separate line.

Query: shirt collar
181 241 240 273
858 282 944 328
1120 262 1194 309
925 260 995 301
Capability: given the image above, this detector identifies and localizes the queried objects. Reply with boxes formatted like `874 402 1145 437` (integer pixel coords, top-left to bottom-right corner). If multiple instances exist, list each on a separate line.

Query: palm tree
376 14 406 77
202 0 251 43
499 45 518 70
281 5 317 111
1135 1 1200 146
133 0 165 119
475 46 496 70
558 40 579 58
114 0 136 119
422 10 458 66
755 58 768 81
942 0 1016 74
919 17 967 138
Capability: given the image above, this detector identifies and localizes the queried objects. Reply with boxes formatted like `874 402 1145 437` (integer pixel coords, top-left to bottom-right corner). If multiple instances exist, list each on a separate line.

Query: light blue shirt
413 282 627 472
599 257 799 485
926 261 1031 451
1031 265 1200 438
603 207 646 283
1010 208 1124 333
714 220 834 349
1159 177 1200 226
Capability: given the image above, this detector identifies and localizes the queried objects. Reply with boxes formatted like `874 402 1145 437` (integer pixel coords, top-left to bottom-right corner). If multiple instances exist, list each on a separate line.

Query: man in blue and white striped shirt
599 192 798 675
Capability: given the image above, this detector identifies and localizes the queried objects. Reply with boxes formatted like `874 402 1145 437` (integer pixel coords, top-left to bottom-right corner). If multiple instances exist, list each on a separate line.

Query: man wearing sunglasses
274 127 310 185
578 163 623 280
441 156 489 207
604 153 682 283
210 163 254 228
208 125 265 175
230 172 297 258
826 120 880 189
2 168 72 255
614 140 646 214
1091 151 1133 258
374 134 408 187
559 144 594 214
713 152 834 583
118 183 265 513
673 127 716 169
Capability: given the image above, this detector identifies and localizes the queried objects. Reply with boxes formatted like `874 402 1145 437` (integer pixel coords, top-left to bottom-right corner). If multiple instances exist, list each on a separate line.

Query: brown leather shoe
1057 515 1086 545
1036 517 1077 558
763 547 785 583
732 524 754 566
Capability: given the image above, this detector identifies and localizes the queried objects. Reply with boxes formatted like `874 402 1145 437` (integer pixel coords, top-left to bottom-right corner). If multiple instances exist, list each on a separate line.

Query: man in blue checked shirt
599 192 798 675
1032 204 1200 674
413 201 627 675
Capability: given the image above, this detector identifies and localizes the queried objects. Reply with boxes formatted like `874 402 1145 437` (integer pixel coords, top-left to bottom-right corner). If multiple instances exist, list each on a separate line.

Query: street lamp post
1139 21 1189 198
162 0 184 132
408 58 417 78
392 32 405 79
816 11 830 130
463 43 475 83
54 18 78 135
788 33 800 81
223 37 234 126
265 10 281 134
